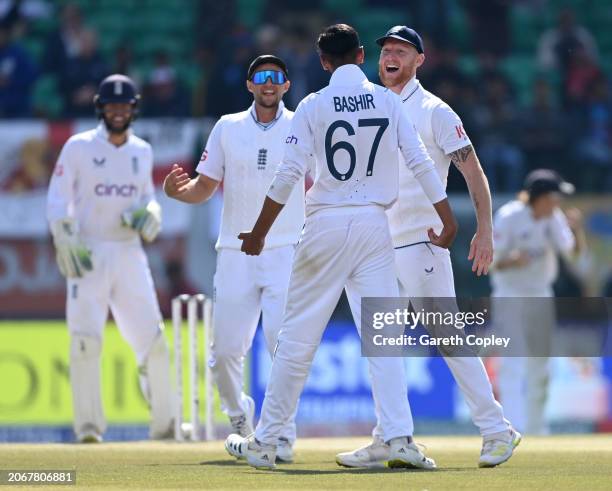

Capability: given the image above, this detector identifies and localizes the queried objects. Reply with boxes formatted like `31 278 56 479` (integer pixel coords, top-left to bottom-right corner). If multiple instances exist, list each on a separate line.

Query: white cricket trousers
67 239 163 360
255 206 414 445
492 290 554 434
349 242 509 437
67 239 165 436
210 245 296 442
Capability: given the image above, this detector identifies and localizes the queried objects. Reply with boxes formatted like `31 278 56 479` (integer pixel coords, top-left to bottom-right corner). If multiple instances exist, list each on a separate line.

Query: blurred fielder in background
228 23 457 470
46 74 174 442
163 55 304 462
339 25 519 469
491 169 586 434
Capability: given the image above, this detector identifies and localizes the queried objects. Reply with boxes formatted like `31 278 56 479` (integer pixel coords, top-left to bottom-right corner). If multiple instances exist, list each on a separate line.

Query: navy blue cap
376 26 424 54
524 169 575 196
247 55 288 80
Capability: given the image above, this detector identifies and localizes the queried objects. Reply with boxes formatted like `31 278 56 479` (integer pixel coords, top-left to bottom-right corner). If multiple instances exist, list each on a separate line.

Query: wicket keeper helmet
94 74 141 118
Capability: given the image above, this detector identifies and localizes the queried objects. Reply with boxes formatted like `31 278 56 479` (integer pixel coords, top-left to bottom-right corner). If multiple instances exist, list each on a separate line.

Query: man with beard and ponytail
163 55 304 463
47 74 174 443
337 26 520 469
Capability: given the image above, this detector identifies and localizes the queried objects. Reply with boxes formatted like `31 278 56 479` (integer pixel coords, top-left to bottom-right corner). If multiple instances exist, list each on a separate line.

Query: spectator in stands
205 28 254 117
420 46 468 107
282 24 329 109
42 3 87 76
58 28 108 117
141 50 190 117
0 19 37 117
472 74 525 192
575 74 612 191
537 8 600 108
191 46 213 117
0 0 52 38
538 8 598 72
464 0 510 56
564 44 603 110
112 44 141 87
520 78 570 174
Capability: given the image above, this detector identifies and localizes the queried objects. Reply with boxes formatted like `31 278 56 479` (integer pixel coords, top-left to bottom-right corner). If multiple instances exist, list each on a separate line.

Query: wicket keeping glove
50 218 93 278
121 201 162 242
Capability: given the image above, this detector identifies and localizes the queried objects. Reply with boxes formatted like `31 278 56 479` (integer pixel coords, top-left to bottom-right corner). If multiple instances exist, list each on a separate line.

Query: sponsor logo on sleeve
455 125 467 140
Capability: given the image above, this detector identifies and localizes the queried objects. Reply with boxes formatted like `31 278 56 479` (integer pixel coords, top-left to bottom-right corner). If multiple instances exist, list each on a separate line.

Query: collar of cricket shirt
249 100 285 131
329 64 368 87
95 122 133 144
399 76 420 102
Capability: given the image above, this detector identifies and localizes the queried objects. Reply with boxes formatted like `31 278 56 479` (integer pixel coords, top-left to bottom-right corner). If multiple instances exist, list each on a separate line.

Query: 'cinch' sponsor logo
94 183 138 197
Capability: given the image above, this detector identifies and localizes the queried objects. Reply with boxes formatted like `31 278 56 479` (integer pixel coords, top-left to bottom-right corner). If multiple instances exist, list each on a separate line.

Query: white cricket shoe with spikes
387 437 437 470
224 434 277 470
335 437 389 468
478 428 522 468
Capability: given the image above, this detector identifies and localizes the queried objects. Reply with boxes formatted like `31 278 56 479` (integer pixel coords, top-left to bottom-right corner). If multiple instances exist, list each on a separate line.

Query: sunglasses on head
251 70 287 85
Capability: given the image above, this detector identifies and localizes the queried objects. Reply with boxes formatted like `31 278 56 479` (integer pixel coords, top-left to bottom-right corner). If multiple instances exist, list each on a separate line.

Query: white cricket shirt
491 200 575 295
47 123 157 242
387 77 472 247
267 65 446 216
196 101 305 250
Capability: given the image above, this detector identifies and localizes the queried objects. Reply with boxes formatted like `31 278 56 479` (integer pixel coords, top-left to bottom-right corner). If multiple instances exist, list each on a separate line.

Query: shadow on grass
245 466 473 475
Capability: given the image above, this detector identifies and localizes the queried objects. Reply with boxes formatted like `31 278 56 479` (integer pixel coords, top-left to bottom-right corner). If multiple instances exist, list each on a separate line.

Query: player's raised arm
163 164 220 203
164 118 225 203
395 101 457 249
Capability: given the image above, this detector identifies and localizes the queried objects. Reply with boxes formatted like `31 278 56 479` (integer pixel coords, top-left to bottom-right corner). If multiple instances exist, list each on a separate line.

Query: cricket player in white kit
225 24 458 470
163 56 304 462
46 74 174 443
491 169 584 434
338 26 520 469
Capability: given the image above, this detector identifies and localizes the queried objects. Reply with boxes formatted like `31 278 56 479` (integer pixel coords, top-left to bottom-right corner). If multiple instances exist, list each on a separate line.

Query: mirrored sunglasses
251 70 287 85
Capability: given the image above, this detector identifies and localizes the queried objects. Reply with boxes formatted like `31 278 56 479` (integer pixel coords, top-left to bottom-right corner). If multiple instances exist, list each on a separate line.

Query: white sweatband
266 175 293 205
415 167 447 204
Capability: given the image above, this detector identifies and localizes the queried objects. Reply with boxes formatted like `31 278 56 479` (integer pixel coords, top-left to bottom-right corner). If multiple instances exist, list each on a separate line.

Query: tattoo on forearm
449 145 474 170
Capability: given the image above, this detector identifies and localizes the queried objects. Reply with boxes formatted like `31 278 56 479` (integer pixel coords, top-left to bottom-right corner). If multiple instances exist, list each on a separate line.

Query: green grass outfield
1 435 612 490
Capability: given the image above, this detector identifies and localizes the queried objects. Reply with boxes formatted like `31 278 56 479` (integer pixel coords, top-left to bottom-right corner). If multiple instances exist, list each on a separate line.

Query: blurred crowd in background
0 0 611 194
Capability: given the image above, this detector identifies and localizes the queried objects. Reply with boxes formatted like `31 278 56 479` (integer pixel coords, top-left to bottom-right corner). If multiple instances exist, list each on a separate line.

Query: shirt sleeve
267 97 314 205
550 208 575 256
196 119 225 181
395 97 447 204
431 103 472 156
46 138 77 224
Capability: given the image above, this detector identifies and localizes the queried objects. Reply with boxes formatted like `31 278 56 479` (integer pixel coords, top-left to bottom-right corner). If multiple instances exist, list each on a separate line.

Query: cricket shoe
478 428 522 468
276 437 294 463
77 426 102 444
225 433 249 459
387 437 437 470
335 437 389 468
229 395 255 437
247 436 277 470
